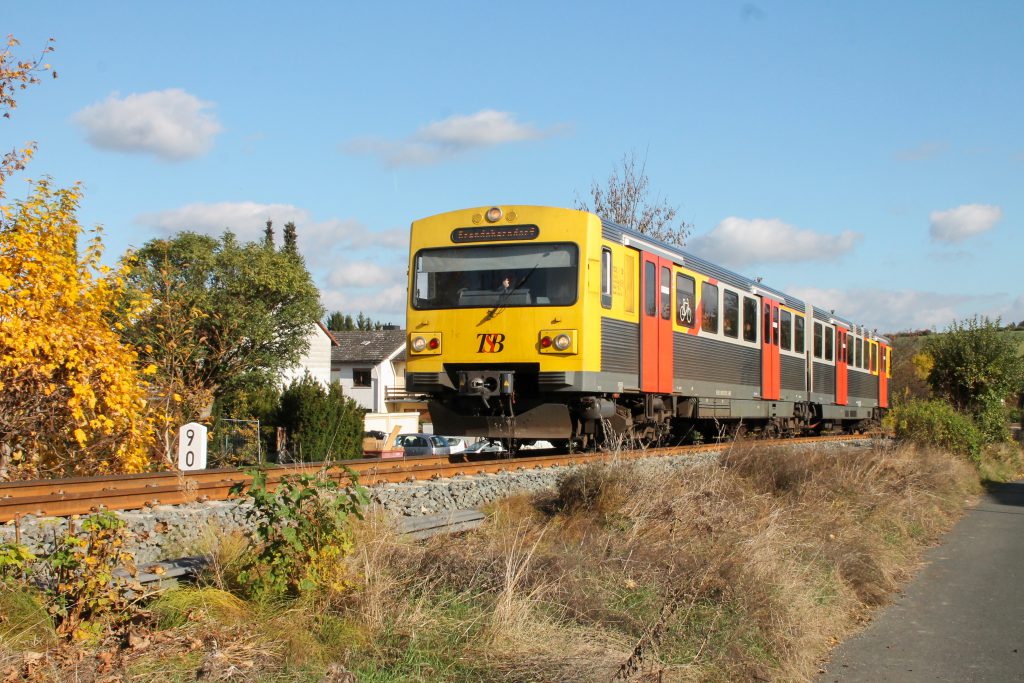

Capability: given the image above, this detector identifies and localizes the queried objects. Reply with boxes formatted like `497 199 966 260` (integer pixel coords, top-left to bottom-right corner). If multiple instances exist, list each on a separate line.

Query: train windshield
412 242 579 310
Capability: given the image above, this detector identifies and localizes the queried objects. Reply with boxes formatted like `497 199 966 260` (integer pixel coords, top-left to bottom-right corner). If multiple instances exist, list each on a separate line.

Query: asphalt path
819 482 1024 682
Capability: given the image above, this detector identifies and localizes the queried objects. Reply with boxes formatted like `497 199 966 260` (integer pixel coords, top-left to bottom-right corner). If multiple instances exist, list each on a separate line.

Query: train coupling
457 370 514 407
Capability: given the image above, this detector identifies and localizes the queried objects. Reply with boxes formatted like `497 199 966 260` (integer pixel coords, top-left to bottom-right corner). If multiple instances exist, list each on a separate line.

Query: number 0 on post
178 422 208 471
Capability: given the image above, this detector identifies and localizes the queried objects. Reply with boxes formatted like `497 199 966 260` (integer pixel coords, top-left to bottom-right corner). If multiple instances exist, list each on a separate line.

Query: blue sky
5 1 1022 332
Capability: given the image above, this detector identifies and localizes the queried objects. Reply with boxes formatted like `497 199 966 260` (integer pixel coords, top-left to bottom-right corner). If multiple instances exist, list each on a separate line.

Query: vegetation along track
0 434 872 522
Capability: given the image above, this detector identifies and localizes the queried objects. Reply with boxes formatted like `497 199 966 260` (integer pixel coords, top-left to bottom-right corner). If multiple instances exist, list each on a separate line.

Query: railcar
405 205 890 448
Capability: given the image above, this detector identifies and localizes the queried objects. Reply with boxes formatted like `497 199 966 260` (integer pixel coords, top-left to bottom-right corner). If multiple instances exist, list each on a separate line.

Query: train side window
660 266 671 320
743 296 757 342
825 325 834 361
780 310 792 351
644 261 656 317
813 322 823 358
763 303 771 343
601 248 612 309
702 282 719 333
676 273 695 327
794 315 805 353
856 337 862 368
871 343 878 373
859 339 866 369
723 290 739 338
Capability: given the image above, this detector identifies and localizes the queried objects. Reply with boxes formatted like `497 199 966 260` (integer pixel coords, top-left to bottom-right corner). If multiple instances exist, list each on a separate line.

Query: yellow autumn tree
0 182 157 478
0 36 156 479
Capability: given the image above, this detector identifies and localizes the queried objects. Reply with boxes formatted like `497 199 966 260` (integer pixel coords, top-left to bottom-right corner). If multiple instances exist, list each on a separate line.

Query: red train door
761 298 780 400
640 253 673 393
836 328 848 405
879 345 889 408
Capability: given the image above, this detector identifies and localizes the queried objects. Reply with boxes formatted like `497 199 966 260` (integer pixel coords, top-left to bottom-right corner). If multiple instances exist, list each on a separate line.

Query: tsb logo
476 333 506 353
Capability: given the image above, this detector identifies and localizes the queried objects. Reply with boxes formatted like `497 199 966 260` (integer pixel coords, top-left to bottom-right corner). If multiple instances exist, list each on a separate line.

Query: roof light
485 207 503 223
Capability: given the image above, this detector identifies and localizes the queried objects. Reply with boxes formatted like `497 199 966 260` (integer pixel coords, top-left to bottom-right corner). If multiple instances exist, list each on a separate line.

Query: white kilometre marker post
178 422 208 471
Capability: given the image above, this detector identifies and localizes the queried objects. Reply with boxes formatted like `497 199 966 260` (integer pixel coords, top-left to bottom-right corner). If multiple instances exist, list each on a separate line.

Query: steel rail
0 434 872 522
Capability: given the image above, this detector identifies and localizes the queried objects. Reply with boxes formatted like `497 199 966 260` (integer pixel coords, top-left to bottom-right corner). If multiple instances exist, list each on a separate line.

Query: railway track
0 434 873 522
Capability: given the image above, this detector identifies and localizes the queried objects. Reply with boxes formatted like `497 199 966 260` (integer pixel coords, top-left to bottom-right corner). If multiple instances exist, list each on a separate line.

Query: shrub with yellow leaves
0 180 156 479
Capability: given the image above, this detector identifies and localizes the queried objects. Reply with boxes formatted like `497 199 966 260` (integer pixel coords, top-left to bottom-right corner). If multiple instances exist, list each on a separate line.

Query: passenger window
780 310 792 351
601 248 612 309
871 343 877 373
763 303 771 343
676 273 695 328
702 282 719 333
813 322 823 358
723 290 739 338
825 326 834 361
794 315 805 353
660 266 671 320
644 261 656 317
743 296 757 342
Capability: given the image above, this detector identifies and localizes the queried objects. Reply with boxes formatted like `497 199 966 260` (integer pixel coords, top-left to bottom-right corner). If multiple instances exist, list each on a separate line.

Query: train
404 205 890 449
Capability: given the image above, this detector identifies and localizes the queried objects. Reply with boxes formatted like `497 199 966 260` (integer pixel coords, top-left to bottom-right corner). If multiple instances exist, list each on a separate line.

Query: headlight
411 336 427 352
553 334 571 351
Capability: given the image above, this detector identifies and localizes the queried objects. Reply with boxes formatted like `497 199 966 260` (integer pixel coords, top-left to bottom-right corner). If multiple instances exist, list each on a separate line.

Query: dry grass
0 441 988 682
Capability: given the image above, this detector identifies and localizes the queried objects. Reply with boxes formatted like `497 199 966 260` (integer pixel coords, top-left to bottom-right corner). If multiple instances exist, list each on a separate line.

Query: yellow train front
405 204 892 447
405 205 616 446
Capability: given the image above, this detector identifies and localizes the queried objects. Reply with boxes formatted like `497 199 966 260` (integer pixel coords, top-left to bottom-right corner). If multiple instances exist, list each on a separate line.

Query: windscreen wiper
481 263 539 323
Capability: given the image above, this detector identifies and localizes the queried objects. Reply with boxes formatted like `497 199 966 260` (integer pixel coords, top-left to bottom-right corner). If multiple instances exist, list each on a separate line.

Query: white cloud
74 89 222 160
320 283 408 325
929 204 1003 243
688 217 862 268
345 109 556 167
135 202 406 265
786 286 985 333
326 261 400 288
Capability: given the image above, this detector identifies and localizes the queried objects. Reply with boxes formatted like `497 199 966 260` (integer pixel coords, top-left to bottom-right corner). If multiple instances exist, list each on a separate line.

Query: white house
330 328 408 412
279 321 336 387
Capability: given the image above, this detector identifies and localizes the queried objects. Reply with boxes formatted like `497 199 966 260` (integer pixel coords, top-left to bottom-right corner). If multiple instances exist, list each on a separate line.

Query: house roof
330 329 406 364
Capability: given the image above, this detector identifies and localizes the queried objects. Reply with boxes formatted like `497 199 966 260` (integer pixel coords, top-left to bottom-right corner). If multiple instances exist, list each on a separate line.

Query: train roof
598 216 891 344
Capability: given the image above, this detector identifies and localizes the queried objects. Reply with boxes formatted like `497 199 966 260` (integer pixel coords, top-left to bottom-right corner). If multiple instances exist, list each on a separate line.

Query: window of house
824 326 834 361
813 322 823 358
677 273 695 327
601 247 612 309
723 290 739 338
353 368 372 387
794 315 805 353
780 310 792 351
702 282 719 333
644 261 656 317
743 296 758 342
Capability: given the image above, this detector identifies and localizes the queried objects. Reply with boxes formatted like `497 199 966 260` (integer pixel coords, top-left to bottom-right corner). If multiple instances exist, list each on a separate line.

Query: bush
890 399 986 462
230 468 368 598
277 376 364 461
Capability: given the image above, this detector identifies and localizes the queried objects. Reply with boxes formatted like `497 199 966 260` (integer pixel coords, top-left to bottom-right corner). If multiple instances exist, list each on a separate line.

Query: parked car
396 433 450 456
440 436 467 455
465 439 508 455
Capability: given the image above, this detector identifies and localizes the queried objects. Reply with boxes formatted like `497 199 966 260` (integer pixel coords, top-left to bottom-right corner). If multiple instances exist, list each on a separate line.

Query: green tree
925 316 1024 440
325 310 390 331
262 218 274 248
575 150 692 246
120 231 324 441
277 375 365 461
282 221 298 255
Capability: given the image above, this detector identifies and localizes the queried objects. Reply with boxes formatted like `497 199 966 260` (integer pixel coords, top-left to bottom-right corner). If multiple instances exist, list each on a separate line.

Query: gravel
0 439 878 565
